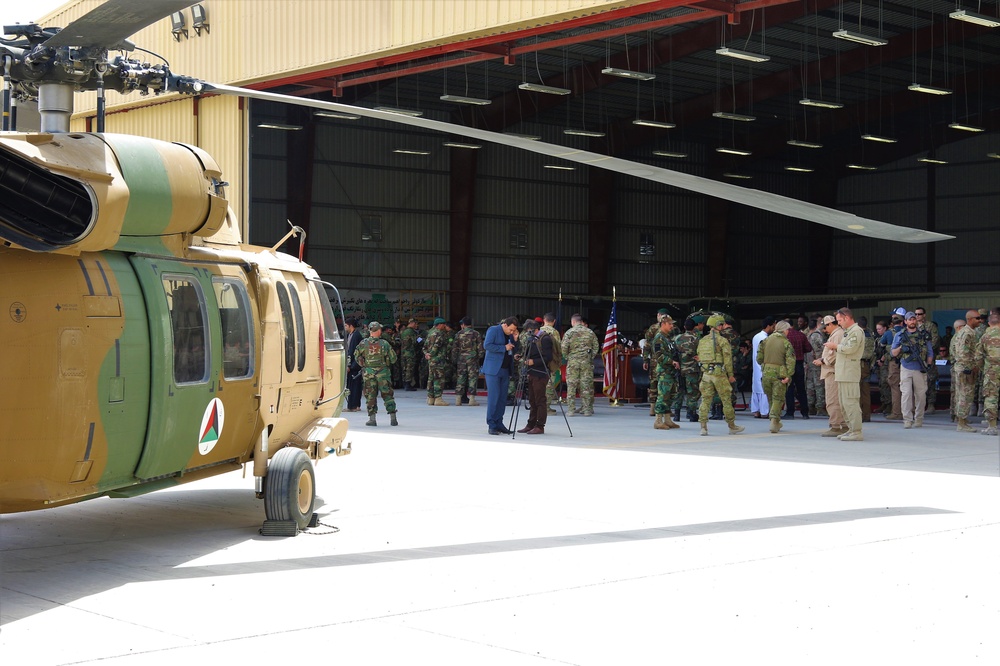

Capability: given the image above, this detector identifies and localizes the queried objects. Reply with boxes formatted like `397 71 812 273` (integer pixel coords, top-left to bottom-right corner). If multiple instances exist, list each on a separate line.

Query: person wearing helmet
696 315 744 436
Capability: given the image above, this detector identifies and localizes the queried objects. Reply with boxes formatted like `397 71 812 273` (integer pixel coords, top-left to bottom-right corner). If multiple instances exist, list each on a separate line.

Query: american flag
602 302 619 398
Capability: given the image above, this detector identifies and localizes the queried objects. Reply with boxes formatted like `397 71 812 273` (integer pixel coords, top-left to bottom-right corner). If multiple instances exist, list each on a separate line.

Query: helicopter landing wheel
264 447 315 530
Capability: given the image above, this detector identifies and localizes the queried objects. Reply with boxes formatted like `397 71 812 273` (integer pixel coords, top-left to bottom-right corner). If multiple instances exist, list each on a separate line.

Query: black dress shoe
800 413 810 419
783 412 795 419
497 426 513 434
488 429 500 435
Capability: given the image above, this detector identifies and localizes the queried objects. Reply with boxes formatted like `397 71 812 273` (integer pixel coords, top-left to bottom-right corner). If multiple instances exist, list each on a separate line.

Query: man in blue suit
483 316 519 435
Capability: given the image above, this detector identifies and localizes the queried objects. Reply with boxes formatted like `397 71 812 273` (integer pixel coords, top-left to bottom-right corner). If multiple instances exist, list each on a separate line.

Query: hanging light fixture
713 111 756 122
832 30 887 46
717 147 752 156
716 47 770 63
861 134 897 143
908 83 952 95
653 150 688 158
949 9 1000 28
799 98 844 109
948 122 985 132
787 139 824 148
519 82 571 95
602 67 655 81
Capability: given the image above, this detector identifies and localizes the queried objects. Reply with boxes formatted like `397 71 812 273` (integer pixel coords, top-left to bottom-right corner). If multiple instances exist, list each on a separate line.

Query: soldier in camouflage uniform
642 309 670 415
951 310 982 432
975 308 989 417
717 315 741 417
541 313 563 412
806 317 828 416
672 318 703 422
697 315 744 436
561 313 599 416
915 307 940 413
443 321 457 389
400 319 420 390
355 322 398 427
383 323 401 388
453 317 484 406
975 310 1000 435
756 320 795 433
423 318 450 405
652 315 681 430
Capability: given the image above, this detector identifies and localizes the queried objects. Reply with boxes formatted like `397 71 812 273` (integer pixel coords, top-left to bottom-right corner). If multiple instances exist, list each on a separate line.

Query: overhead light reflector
652 150 688 158
544 164 576 170
948 122 984 132
442 142 482 149
723 172 752 179
988 152 1000 159
505 133 541 141
375 106 423 117
787 139 823 149
602 67 656 81
717 147 752 156
918 157 948 164
716 47 770 63
949 10 1000 28
564 128 606 137
518 82 571 95
832 30 888 46
632 119 676 129
440 94 491 105
257 123 302 130
908 83 952 95
393 149 431 155
847 163 877 170
861 134 897 143
799 98 844 109
785 166 815 173
713 111 756 122
314 111 360 120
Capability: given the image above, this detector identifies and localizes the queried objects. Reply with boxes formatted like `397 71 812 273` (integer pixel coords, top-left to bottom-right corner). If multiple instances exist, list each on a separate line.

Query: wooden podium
600 348 647 403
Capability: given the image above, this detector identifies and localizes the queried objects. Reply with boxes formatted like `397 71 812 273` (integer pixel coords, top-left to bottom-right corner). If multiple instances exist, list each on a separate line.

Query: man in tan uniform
831 308 866 441
813 315 846 437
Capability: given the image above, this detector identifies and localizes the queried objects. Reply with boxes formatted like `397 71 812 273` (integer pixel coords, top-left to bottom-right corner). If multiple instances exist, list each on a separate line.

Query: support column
588 167 615 296
449 146 477 320
285 105 315 261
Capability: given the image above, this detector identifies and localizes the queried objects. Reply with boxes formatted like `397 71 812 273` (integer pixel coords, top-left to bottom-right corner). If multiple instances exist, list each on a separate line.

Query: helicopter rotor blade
42 0 195 50
197 82 952 245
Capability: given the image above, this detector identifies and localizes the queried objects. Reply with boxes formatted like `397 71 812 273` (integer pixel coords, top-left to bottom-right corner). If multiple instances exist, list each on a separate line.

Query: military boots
957 418 977 433
467 396 480 406
654 414 671 430
366 415 377 427
728 421 745 435
769 418 781 434
390 412 398 426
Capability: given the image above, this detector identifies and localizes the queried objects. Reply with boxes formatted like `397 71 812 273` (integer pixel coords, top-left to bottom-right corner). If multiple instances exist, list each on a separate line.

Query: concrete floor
2 390 999 665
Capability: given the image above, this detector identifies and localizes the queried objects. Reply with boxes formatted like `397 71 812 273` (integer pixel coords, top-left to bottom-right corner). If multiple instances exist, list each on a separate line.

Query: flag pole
611 287 619 406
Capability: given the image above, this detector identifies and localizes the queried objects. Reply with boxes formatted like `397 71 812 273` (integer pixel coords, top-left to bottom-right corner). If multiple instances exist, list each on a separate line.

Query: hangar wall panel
50 0 654 114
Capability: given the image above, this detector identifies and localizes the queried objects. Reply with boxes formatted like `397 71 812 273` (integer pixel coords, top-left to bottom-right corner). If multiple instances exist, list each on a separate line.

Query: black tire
264 447 315 529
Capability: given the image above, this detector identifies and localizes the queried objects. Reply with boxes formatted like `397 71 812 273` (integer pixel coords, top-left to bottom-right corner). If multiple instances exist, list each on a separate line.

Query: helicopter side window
164 278 208 384
213 278 254 380
310 280 343 352
287 284 307 372
275 282 296 373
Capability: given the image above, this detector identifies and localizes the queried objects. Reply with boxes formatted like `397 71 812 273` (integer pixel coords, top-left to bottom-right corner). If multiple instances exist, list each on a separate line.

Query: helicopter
0 1 953 531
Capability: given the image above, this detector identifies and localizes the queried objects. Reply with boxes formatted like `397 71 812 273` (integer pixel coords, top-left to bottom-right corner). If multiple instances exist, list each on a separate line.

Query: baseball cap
822 315 837 326
905 311 917 320
894 307 906 317
368 321 382 331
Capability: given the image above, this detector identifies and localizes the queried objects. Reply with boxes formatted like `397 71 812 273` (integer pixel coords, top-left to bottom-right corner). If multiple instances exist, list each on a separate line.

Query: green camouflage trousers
565 357 595 412
953 366 977 420
672 372 701 414
363 368 396 415
654 370 678 415
402 350 418 386
454 359 480 398
699 372 734 423
761 366 788 419
982 370 998 421
546 368 561 405
647 366 661 406
807 363 825 412
427 361 447 399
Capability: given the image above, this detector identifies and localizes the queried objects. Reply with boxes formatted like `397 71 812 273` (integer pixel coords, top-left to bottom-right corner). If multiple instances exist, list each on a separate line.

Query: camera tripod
506 334 573 438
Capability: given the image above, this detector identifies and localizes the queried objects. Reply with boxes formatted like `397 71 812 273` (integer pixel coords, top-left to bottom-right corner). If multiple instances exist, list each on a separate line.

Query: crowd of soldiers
346 304 1000 437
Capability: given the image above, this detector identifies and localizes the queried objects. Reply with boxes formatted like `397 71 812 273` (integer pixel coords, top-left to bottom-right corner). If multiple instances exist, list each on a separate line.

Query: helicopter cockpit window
275 282 296 373
287 284 307 372
311 281 343 352
213 278 254 380
164 277 208 384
